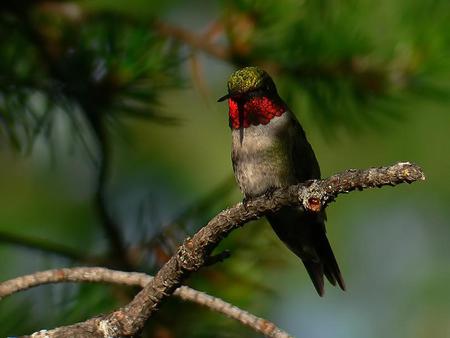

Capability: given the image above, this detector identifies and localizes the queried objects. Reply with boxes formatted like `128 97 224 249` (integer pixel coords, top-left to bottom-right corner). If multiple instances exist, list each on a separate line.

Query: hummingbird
218 66 345 296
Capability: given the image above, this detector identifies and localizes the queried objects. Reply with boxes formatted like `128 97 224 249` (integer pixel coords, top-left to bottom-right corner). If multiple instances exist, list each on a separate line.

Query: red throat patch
228 96 285 129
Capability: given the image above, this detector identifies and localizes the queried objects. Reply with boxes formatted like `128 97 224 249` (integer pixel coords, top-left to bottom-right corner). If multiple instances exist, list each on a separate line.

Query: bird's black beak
217 93 231 102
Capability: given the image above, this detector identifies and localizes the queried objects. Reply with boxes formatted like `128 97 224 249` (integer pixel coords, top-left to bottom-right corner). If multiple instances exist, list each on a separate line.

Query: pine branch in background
221 0 450 132
2 0 450 146
0 3 182 270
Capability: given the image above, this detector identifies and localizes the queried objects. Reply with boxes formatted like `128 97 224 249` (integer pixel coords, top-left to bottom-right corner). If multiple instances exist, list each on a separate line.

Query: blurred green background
1 0 449 337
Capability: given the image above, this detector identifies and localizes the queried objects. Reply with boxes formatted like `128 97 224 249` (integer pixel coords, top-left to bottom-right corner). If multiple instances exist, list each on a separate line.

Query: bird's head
218 66 277 102
218 67 285 131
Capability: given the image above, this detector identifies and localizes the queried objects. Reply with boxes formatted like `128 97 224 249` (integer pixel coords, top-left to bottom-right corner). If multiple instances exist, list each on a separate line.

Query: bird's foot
263 186 277 199
242 196 252 209
304 179 317 187
242 187 276 209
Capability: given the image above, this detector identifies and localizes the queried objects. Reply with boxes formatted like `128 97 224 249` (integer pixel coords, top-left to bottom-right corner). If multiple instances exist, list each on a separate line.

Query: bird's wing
289 112 321 182
287 111 346 294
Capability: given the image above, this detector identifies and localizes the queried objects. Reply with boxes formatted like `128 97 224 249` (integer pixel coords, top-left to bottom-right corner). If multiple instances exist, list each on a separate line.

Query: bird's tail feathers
314 230 346 292
303 260 325 296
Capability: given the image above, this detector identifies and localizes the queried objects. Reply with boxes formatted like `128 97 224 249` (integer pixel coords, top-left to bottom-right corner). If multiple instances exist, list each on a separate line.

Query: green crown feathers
227 66 268 94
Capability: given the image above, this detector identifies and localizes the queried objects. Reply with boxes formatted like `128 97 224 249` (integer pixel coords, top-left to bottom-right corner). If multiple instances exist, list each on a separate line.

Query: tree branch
13 7 131 270
19 162 425 337
0 267 291 338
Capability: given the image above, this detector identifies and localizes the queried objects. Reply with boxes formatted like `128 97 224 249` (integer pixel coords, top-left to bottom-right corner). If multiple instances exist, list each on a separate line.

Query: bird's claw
242 196 252 209
304 179 316 187
242 187 276 210
263 186 277 199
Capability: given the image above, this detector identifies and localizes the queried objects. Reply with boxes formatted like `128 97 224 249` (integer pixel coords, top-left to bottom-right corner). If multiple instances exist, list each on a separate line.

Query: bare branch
19 162 425 337
176 286 291 338
0 268 147 298
0 267 292 338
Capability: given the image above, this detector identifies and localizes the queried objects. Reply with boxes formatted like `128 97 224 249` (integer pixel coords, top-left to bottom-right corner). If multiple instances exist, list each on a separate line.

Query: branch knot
177 237 205 271
297 181 325 212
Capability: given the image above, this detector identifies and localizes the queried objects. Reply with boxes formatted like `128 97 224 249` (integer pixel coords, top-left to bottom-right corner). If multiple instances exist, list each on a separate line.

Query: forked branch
12 162 424 338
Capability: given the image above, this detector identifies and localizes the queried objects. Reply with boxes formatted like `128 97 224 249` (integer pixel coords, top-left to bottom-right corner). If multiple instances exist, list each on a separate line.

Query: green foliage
0 4 181 153
224 0 450 133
